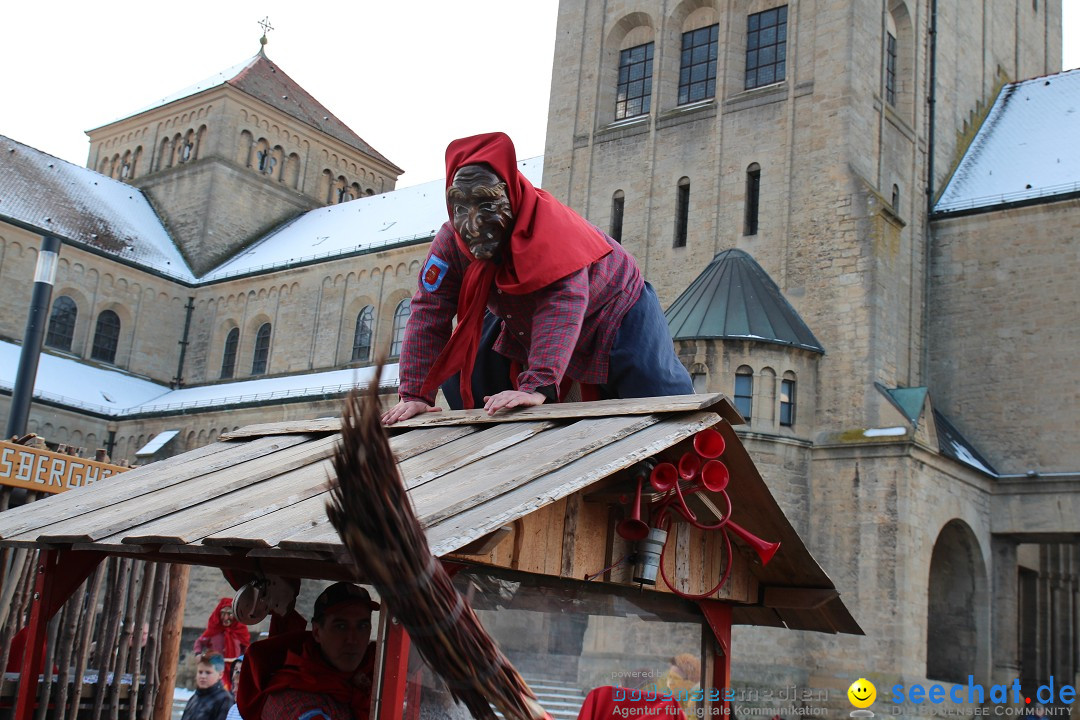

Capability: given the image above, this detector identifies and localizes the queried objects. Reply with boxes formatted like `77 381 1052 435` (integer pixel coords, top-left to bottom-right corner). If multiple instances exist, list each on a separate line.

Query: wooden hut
0 394 860 720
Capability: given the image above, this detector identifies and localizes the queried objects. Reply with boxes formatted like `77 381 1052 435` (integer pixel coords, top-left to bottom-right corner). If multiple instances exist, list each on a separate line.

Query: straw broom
326 365 548 720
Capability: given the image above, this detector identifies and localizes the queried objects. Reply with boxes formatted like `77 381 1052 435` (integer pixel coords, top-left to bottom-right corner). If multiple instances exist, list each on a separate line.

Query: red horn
650 462 678 493
700 460 730 492
726 520 780 566
616 475 649 541
677 451 701 481
693 428 726 459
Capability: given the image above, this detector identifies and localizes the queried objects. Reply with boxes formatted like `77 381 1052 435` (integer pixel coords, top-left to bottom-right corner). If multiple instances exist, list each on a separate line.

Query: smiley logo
847 678 877 709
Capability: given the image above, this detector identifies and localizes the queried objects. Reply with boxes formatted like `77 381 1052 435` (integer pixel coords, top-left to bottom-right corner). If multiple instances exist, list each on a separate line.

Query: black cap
312 582 379 622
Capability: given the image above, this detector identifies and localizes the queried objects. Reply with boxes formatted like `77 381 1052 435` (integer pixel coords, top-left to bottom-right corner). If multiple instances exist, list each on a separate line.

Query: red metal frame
698 600 732 717
15 549 106 720
377 619 412 720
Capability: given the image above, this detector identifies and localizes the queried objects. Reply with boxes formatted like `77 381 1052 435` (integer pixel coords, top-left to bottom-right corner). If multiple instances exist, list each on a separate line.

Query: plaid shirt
399 222 644 403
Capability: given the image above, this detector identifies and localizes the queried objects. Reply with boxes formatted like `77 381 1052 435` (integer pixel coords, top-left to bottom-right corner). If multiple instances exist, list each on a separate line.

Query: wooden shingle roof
0 394 860 634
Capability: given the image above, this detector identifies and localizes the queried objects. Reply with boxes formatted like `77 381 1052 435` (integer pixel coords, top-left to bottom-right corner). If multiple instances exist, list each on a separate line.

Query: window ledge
656 100 718 129
722 82 789 113
592 116 651 145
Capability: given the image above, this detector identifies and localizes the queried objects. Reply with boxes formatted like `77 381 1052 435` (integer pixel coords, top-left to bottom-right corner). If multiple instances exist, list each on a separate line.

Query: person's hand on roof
381 399 441 425
483 390 546 416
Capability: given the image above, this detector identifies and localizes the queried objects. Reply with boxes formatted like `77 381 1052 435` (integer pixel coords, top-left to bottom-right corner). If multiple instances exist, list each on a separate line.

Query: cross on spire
258 16 274 50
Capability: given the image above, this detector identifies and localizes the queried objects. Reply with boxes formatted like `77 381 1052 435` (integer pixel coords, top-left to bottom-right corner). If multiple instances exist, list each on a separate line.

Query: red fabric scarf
245 635 373 720
195 597 251 659
420 132 612 408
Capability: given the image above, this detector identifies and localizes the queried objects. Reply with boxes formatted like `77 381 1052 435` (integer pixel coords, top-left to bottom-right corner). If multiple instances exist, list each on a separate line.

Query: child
182 653 234 720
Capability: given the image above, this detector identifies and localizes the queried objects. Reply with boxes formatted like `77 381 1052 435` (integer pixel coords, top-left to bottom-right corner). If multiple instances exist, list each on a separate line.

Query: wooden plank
425 412 719 557
0 436 307 542
410 415 658 530
399 422 557 490
202 426 476 548
121 459 334 545
381 394 730 428
202 493 332 548
222 418 340 439
31 434 330 544
675 522 691 593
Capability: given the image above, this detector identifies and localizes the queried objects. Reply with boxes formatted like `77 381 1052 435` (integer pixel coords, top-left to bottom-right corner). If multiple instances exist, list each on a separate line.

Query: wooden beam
762 587 840 609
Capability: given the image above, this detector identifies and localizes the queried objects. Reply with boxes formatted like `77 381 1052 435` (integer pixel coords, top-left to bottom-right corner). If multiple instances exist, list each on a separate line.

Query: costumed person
193 598 251 691
236 582 379 720
381 132 693 425
181 653 235 720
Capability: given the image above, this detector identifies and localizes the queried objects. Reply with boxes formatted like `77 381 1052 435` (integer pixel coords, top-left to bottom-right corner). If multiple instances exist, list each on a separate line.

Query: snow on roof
935 68 1080 215
203 156 544 281
0 339 397 416
0 340 171 415
94 56 259 129
135 429 180 456
0 135 196 281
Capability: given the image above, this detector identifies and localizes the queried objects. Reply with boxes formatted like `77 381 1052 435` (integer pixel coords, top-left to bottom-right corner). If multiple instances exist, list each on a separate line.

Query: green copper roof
665 249 824 353
877 384 929 425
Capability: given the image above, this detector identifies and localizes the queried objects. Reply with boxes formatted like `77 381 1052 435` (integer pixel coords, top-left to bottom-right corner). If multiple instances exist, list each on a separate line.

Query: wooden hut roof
0 394 860 634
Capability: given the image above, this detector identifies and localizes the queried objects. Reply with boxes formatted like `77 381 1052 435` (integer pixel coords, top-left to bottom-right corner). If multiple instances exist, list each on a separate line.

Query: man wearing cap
239 582 379 720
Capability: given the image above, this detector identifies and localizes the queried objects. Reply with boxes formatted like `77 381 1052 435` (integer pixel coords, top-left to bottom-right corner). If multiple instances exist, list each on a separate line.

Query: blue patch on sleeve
298 710 331 720
421 254 450 292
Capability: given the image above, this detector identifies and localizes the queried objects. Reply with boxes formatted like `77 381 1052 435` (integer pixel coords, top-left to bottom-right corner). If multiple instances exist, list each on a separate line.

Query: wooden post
151 564 189 720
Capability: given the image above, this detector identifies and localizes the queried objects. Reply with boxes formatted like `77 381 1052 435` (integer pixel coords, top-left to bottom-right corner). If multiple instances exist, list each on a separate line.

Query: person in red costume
382 132 693 425
193 598 251 691
237 583 379 720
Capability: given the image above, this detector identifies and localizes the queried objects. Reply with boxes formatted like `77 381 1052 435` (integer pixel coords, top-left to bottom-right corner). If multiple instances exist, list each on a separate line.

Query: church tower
542 0 1065 702
84 39 402 277
542 0 1060 433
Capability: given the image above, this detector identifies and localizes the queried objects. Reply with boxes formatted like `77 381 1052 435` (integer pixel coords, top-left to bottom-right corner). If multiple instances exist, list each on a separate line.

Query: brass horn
616 475 649 541
725 519 780 566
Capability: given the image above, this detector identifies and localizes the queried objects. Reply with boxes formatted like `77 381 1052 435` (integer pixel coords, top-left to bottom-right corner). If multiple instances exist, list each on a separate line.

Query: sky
1 0 1077 189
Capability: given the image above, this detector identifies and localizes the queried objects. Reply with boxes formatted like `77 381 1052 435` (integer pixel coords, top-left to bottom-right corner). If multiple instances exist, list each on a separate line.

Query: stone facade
1 1 1077 712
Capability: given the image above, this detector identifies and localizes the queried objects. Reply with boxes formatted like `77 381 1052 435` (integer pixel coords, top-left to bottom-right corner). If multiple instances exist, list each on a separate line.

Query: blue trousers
441 282 693 409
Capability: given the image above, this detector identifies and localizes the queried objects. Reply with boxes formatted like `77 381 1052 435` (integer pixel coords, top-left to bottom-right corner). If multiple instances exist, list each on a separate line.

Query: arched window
91 310 120 364
745 6 788 89
616 41 654 119
45 296 77 351
885 14 898 107
780 372 796 426
390 300 411 358
251 323 271 375
610 190 625 243
734 366 753 420
744 163 761 236
679 23 718 104
891 184 900 209
352 306 374 362
674 177 690 248
220 328 239 379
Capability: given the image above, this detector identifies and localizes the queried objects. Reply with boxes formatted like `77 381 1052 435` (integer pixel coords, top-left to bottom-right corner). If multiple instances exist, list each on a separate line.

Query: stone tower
541 0 1067 705
85 47 403 277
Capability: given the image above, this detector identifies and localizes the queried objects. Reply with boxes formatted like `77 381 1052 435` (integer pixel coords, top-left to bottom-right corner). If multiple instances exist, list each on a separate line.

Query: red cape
421 132 612 407
194 597 251 659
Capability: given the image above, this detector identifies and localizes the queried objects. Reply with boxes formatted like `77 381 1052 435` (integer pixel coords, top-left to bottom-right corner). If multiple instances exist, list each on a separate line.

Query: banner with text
0 441 128 494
